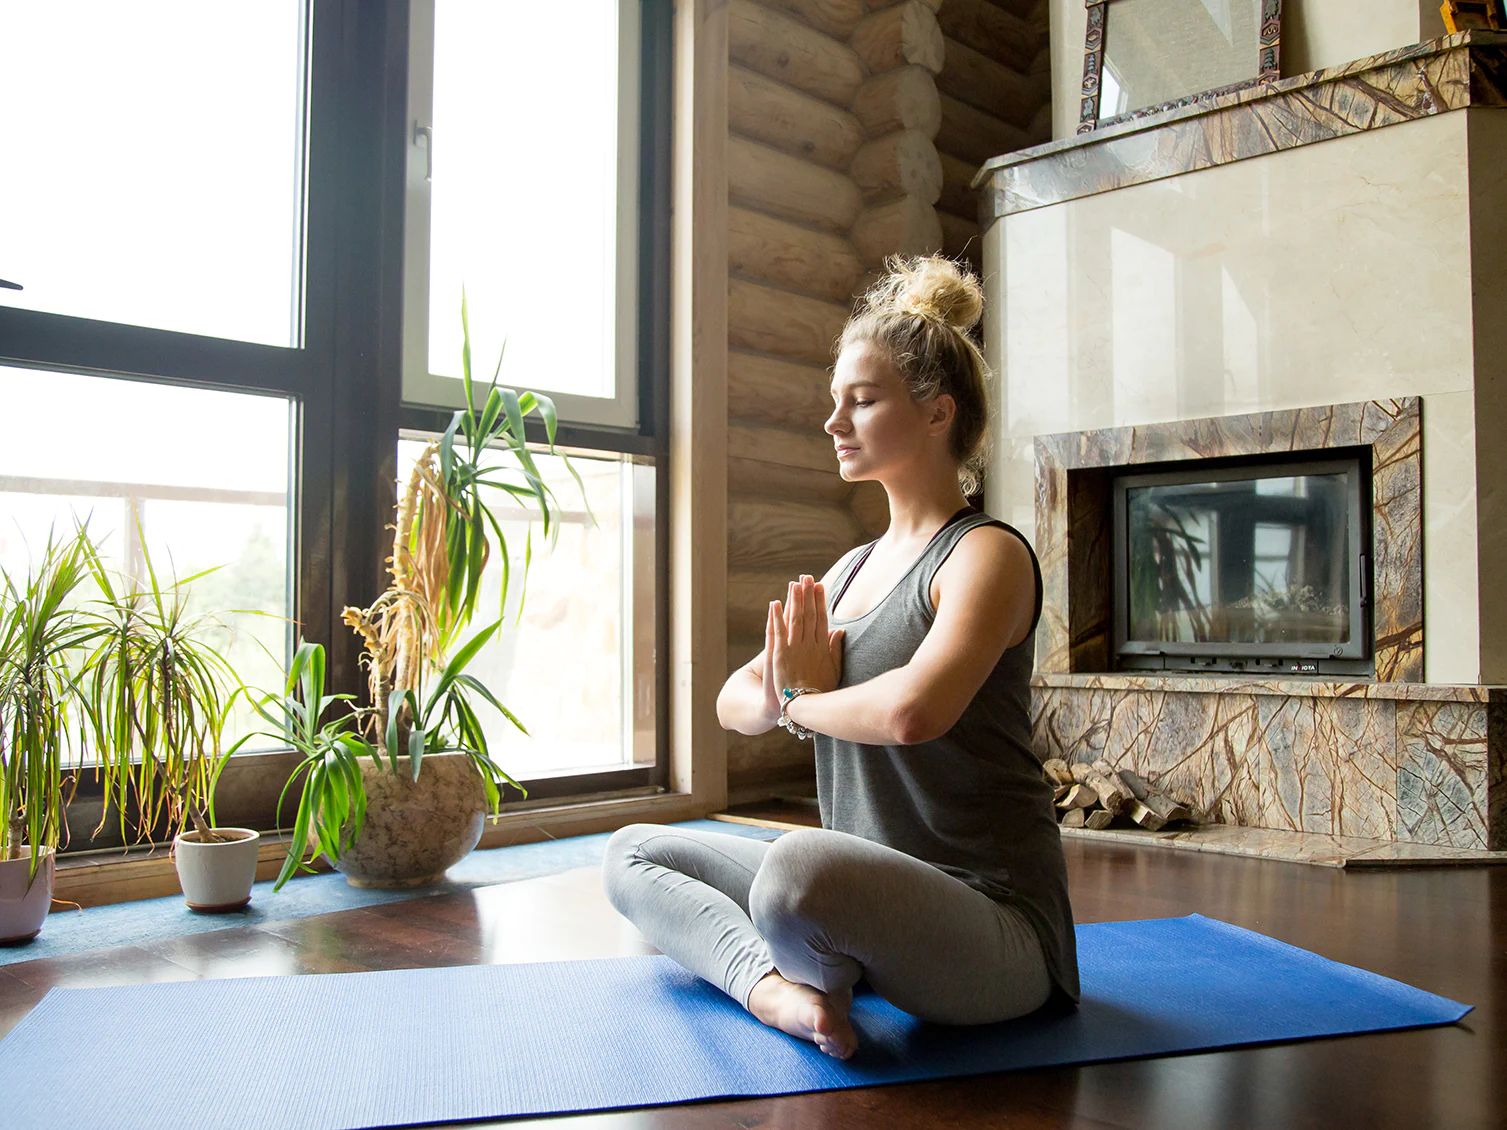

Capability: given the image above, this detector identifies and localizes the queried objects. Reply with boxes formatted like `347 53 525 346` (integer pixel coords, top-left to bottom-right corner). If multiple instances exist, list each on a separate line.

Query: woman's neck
875 458 970 545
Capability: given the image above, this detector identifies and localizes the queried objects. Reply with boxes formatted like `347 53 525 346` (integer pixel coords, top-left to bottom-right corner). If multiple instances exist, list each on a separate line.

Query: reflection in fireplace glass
1126 472 1350 645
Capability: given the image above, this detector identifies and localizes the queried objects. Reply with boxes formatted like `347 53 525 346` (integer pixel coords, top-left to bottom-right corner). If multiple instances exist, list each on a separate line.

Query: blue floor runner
0 913 1468 1130
4 818 783 966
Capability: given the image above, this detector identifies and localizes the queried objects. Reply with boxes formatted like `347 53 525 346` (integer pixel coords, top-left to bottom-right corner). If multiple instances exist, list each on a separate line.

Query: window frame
400 0 645 430
395 0 673 803
0 0 673 849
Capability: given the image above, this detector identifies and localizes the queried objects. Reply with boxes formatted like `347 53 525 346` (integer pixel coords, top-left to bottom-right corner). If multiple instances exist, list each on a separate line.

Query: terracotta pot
174 828 261 912
334 752 487 889
0 848 55 944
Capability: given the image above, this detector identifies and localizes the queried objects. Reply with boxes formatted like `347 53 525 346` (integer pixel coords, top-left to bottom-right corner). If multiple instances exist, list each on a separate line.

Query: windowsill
51 790 710 909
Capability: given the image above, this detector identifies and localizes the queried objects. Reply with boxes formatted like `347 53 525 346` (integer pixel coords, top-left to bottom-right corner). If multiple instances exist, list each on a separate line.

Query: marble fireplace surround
1028 399 1505 852
1033 397 1423 682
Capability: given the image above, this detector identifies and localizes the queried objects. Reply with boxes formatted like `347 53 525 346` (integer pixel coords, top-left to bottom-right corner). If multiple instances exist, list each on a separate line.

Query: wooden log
1084 771 1132 816
727 727 812 786
849 196 943 268
728 65 864 172
1143 793 1194 825
1069 762 1095 784
848 478 889 537
1129 796 1193 832
728 497 863 572
761 0 868 39
729 570 803 636
849 129 942 205
937 35 1041 128
728 421 839 476
727 631 766 676
934 0 1041 73
1060 807 1087 828
864 0 941 11
850 2 945 75
938 208 978 264
729 135 862 234
729 456 851 504
937 92 1031 165
728 0 864 106
728 206 864 305
1029 100 1052 144
938 151 980 219
1084 809 1115 831
1041 757 1075 786
1115 767 1152 802
1052 784 1071 804
1056 783 1097 811
728 277 851 367
728 350 835 432
851 66 941 139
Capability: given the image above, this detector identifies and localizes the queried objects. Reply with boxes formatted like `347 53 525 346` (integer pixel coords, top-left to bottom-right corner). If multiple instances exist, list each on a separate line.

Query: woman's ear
928 393 956 435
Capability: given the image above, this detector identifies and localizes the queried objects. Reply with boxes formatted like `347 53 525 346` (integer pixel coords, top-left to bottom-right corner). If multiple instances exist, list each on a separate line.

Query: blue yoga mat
0 914 1468 1130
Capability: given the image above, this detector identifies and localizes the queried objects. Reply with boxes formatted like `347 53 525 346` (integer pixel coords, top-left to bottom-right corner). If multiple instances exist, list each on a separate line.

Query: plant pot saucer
185 897 252 914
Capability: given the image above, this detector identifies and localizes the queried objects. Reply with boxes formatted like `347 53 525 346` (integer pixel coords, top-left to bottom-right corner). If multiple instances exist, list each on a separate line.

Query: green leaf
460 286 475 415
424 621 499 716
409 725 425 781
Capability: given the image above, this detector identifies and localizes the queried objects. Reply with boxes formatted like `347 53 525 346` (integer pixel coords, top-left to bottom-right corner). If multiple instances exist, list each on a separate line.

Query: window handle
0 278 20 290
414 122 433 182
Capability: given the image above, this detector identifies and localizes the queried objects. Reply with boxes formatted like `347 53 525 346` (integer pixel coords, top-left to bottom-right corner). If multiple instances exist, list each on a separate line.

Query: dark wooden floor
1 808 1500 1129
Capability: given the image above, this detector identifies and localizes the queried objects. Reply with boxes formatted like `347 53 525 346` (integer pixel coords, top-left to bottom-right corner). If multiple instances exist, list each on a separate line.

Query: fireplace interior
1112 451 1372 676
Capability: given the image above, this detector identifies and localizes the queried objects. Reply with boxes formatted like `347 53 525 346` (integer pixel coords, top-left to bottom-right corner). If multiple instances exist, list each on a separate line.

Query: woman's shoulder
927 518 1038 621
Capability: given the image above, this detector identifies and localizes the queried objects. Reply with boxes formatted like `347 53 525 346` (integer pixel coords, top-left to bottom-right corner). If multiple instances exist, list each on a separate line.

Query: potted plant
79 532 258 913
0 528 97 943
248 641 370 891
272 302 585 888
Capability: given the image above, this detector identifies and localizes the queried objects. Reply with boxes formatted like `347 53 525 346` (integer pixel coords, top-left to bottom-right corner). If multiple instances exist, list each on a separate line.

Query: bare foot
747 971 859 1060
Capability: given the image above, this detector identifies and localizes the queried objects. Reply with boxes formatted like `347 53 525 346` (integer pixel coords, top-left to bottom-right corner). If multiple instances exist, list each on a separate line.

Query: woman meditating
602 255 1078 1060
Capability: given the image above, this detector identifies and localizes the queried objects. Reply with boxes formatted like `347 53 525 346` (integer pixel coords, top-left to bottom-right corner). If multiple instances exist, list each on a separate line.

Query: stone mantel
975 31 1507 221
1035 673 1499 704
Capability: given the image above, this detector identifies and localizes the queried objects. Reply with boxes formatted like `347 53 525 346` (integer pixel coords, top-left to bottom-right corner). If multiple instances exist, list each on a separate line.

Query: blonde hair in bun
837 255 993 496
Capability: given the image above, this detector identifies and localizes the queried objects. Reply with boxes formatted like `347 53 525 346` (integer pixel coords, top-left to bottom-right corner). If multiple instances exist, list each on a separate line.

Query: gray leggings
601 823 1051 1024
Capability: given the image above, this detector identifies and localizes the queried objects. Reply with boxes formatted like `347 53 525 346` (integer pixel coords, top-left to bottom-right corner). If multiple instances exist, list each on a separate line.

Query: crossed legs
601 824 1051 1058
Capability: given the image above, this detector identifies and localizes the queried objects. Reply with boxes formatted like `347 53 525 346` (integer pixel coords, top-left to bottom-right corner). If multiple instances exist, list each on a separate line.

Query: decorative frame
1079 0 1283 134
1441 0 1506 33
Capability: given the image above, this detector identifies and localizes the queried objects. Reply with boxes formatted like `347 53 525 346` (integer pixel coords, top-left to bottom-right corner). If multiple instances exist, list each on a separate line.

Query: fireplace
1112 452 1372 676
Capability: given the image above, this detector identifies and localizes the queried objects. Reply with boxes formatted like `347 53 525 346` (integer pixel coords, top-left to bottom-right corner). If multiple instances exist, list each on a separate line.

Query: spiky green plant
0 527 99 880
77 523 245 847
340 293 589 786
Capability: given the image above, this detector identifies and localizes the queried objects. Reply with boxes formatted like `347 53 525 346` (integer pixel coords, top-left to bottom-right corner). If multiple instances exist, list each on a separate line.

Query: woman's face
825 340 951 483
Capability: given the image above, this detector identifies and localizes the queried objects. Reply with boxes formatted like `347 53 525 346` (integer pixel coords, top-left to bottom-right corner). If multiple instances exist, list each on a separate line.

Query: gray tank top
816 507 1080 1005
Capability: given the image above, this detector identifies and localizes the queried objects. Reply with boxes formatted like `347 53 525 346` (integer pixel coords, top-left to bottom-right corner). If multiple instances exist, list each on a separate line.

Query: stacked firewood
1041 758 1195 832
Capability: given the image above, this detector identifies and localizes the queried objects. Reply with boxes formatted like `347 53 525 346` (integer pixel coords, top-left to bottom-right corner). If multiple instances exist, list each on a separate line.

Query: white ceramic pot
173 828 261 912
0 848 55 944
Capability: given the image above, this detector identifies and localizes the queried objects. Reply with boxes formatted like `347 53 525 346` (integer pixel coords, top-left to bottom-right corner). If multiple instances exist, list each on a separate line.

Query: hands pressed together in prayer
763 574 845 726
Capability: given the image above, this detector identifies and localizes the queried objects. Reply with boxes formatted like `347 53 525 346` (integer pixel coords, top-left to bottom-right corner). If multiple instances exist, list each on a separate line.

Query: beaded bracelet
778 687 820 740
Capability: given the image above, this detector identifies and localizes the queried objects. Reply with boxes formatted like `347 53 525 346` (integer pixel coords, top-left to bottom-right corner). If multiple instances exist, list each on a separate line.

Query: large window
395 440 656 784
0 366 294 747
402 0 642 428
0 0 671 840
0 2 309 346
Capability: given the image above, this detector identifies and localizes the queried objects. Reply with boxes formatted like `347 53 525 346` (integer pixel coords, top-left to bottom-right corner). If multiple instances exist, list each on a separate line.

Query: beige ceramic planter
334 752 488 888
0 848 55 944
174 828 260 912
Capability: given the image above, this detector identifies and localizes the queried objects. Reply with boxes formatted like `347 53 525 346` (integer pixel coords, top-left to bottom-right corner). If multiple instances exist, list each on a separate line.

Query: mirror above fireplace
1111 452 1372 675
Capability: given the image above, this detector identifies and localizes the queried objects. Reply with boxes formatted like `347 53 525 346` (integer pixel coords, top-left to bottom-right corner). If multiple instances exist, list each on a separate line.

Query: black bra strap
830 541 877 612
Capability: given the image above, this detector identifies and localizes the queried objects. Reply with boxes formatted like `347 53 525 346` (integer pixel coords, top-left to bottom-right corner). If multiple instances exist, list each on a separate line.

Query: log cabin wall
933 0 1051 272
722 0 1050 803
